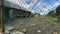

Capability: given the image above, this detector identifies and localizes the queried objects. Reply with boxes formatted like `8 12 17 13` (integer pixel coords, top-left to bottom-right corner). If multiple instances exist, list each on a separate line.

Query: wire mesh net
3 0 60 34
4 0 60 15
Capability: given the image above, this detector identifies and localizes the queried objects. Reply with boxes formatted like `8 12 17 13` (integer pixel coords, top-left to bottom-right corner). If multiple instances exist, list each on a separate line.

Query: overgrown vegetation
47 10 56 17
46 10 60 21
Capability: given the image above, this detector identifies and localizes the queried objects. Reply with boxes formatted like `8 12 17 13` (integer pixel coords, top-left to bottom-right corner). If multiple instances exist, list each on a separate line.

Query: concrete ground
4 16 60 34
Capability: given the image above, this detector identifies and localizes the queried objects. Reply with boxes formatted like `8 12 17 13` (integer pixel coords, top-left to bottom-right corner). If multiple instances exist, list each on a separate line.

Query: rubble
4 26 14 34
30 24 35 26
10 31 25 34
22 29 27 33
20 32 25 34
53 32 58 34
34 14 40 18
5 26 14 31
10 31 19 34
20 22 23 25
5 30 10 34
37 30 41 33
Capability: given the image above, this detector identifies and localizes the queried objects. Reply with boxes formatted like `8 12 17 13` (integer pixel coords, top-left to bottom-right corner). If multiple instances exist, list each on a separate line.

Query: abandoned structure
3 0 33 19
56 5 60 16
47 5 60 17
3 6 33 19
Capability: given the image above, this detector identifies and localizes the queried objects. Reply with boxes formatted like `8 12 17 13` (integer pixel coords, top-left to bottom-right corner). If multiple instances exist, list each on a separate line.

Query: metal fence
4 0 60 15
3 0 60 34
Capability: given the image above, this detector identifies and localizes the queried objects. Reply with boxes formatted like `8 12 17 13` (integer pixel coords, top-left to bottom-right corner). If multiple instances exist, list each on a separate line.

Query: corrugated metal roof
3 0 60 15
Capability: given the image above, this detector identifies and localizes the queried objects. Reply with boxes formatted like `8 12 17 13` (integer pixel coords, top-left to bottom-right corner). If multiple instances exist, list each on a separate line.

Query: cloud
5 0 60 15
58 0 60 2
39 8 49 15
53 2 60 7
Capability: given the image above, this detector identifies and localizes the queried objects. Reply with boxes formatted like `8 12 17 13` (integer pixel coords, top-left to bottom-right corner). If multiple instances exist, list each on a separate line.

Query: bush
48 10 56 17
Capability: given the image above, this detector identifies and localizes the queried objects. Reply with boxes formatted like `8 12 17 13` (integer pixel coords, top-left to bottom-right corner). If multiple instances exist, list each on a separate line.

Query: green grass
46 16 58 21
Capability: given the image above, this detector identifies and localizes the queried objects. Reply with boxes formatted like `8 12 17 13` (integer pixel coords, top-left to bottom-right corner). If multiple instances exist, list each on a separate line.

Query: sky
6 0 60 15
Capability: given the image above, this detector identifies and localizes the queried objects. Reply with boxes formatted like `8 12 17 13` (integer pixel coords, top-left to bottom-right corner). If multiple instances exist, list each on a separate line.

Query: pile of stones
4 26 27 34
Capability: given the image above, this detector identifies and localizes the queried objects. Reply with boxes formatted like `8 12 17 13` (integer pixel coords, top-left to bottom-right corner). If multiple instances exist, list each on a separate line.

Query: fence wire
4 0 60 15
3 0 60 34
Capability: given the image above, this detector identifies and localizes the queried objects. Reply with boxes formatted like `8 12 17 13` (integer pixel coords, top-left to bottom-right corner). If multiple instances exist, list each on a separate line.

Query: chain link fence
3 0 60 34
3 0 60 15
